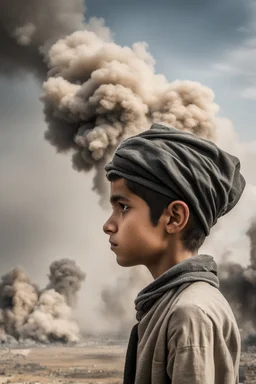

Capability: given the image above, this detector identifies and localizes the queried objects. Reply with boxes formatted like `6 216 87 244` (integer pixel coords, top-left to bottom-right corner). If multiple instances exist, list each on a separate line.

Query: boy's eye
119 203 129 213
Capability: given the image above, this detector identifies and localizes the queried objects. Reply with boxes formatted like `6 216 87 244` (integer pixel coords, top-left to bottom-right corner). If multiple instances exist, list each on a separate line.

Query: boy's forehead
109 178 138 202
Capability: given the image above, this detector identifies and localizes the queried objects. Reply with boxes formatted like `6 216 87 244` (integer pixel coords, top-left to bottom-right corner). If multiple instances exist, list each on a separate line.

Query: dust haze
0 259 85 343
0 0 256 340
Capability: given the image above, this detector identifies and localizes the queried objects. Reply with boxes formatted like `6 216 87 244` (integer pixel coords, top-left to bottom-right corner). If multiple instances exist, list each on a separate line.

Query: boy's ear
165 201 190 234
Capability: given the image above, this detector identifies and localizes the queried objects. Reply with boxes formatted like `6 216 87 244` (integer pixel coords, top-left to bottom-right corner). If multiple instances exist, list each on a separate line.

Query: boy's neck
147 246 196 279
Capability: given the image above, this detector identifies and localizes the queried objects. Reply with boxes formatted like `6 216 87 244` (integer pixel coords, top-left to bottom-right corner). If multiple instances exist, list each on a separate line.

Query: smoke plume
0 259 85 343
1 0 256 340
0 0 218 197
47 259 85 307
0 0 85 77
219 221 256 336
42 37 218 197
100 268 144 335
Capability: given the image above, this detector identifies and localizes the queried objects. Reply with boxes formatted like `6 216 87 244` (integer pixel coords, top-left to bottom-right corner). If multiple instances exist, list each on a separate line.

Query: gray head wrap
105 124 246 235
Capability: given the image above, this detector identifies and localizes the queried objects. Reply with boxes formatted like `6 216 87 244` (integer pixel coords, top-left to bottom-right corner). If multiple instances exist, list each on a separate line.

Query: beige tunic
135 282 240 384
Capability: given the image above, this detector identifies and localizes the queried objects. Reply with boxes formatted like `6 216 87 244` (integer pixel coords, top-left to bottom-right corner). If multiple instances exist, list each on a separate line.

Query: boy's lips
109 239 118 248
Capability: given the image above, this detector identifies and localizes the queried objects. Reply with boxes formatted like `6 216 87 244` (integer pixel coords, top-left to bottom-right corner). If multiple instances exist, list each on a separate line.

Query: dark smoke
47 259 86 306
219 221 256 336
0 0 85 78
0 259 85 343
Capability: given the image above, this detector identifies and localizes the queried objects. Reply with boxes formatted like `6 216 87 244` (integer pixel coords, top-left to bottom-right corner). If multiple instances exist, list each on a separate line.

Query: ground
0 343 254 384
0 343 126 384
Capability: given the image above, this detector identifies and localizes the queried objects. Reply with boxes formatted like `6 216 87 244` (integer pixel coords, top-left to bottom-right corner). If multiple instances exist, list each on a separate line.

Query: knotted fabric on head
105 124 246 235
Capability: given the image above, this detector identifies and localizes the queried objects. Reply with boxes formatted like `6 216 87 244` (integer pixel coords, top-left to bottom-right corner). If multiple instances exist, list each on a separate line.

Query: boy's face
103 178 168 268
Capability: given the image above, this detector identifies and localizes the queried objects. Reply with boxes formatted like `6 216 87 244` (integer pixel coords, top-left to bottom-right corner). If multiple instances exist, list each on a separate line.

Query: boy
103 124 245 384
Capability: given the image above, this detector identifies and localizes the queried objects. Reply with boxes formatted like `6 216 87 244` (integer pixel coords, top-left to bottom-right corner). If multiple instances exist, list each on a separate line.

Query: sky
85 0 256 140
0 0 256 333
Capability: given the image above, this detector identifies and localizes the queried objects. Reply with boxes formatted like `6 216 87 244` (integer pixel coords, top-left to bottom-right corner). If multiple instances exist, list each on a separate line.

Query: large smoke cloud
0 0 218 197
42 35 218 197
1 0 256 340
0 259 85 343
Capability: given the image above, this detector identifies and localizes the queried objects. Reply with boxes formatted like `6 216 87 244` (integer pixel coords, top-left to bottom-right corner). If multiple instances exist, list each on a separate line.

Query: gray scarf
135 254 219 321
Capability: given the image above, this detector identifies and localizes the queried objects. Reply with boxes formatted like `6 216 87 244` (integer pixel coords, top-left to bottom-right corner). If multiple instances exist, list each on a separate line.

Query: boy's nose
103 216 117 234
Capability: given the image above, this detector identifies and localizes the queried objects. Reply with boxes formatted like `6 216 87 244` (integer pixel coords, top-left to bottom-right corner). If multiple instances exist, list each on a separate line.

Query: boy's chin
116 255 138 268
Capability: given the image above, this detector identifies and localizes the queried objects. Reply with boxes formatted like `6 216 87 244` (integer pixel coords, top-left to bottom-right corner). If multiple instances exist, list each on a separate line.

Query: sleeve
166 304 215 384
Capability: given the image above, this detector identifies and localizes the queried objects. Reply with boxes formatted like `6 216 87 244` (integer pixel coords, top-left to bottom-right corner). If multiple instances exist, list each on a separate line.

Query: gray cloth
105 123 246 235
135 254 219 321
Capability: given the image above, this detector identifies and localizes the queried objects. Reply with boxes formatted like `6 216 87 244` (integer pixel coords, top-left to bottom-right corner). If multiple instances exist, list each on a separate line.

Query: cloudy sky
86 0 256 140
0 0 256 332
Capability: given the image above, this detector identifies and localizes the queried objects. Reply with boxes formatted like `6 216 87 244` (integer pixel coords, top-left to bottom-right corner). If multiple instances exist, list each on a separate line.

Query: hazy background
0 0 256 336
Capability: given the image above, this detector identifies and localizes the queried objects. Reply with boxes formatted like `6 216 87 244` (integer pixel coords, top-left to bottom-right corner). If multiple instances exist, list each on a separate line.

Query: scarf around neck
135 254 219 321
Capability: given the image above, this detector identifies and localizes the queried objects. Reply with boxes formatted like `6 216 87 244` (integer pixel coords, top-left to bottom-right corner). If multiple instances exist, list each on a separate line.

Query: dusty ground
240 349 256 383
0 344 254 384
0 343 126 384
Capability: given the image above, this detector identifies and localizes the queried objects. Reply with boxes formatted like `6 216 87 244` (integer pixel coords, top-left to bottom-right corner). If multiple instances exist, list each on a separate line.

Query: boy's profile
103 123 245 384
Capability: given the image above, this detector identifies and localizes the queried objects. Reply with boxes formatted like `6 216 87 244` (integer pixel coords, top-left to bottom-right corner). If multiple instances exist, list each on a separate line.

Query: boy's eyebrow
110 194 131 204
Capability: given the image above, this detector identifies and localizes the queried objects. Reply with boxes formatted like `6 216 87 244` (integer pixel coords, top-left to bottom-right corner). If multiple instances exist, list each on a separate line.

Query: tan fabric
135 282 240 384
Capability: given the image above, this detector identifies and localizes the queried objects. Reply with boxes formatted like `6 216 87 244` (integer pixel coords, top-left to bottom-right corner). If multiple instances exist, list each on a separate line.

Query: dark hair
108 174 206 252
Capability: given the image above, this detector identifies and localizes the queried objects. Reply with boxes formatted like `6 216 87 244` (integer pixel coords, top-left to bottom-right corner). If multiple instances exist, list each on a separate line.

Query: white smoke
0 259 86 343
